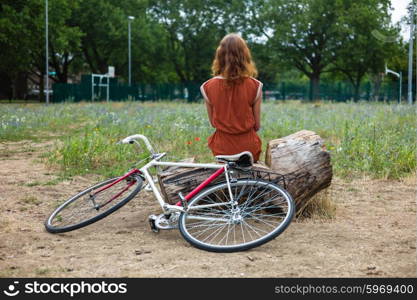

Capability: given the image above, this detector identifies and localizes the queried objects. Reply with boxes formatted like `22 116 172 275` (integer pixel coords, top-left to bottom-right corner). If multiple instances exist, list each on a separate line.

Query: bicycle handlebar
119 134 155 154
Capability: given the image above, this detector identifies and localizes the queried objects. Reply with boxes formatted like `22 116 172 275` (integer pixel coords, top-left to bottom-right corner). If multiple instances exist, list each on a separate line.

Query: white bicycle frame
120 134 235 215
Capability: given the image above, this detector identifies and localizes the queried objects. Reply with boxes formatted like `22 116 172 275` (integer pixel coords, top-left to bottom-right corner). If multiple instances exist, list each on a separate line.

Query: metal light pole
128 16 135 86
399 71 403 104
415 4 417 104
407 3 414 105
45 0 49 104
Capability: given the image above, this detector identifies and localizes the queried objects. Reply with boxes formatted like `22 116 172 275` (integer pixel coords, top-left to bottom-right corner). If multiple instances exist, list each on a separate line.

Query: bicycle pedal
154 213 179 230
148 215 159 233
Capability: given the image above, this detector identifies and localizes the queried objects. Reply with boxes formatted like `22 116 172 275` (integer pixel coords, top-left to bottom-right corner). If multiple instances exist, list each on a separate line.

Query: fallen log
158 130 332 214
265 130 333 213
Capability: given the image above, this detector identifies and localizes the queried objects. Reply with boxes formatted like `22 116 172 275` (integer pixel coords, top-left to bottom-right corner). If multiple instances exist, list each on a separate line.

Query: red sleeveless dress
200 76 263 162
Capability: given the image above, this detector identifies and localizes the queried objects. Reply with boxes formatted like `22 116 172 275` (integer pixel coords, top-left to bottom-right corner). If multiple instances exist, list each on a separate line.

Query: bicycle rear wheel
45 174 143 233
178 179 294 252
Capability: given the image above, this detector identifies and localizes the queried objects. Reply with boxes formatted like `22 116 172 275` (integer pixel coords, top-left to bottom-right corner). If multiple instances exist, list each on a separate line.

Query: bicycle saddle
215 151 254 168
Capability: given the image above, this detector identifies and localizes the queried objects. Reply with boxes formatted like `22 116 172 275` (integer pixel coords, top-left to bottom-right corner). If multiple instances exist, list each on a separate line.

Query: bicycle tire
178 179 294 252
45 175 143 233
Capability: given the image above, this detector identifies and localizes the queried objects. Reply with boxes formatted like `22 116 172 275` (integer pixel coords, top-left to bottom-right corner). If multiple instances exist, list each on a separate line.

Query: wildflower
187 141 192 145
194 137 201 141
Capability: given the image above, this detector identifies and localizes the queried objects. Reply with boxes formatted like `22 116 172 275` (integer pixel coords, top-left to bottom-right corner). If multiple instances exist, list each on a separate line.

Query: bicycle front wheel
179 179 294 252
45 174 143 233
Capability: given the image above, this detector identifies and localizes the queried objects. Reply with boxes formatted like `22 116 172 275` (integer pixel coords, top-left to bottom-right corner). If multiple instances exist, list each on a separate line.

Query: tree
72 0 176 84
0 0 38 99
47 0 83 83
331 0 401 101
0 0 82 100
72 0 127 75
0 0 410 101
247 0 349 100
147 0 245 99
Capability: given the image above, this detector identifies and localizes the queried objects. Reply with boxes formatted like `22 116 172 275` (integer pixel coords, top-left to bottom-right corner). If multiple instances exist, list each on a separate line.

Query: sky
391 0 411 39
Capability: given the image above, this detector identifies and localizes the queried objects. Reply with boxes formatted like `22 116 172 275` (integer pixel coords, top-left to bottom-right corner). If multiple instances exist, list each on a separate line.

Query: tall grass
0 101 415 179
260 101 416 179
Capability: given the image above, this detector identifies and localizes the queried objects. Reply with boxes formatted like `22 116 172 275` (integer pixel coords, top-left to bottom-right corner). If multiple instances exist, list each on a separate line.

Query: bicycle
45 134 295 252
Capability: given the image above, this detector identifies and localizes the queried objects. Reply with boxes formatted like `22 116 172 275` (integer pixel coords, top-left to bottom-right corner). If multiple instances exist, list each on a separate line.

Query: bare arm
253 90 262 132
205 99 215 128
201 83 215 128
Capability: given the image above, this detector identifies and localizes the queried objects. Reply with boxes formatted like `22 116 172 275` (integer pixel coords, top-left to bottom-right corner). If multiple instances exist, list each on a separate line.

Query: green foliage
245 0 402 100
332 0 402 100
335 108 416 178
0 101 415 180
0 0 83 100
147 0 245 83
0 0 408 101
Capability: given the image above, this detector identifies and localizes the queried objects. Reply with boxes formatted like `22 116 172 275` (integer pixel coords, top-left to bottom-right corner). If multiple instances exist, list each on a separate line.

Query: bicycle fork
88 169 141 210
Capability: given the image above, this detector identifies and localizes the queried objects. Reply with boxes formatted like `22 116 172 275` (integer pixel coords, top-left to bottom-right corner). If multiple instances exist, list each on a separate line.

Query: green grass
0 100 415 179
35 268 51 276
24 181 42 187
19 195 41 206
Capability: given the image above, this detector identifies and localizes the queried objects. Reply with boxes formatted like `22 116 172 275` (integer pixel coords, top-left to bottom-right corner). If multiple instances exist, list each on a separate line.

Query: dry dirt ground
0 140 416 278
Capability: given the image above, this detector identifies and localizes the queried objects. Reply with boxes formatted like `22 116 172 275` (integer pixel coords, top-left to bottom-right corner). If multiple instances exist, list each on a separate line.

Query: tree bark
370 73 383 102
309 73 321 101
265 130 332 213
158 130 333 215
13 72 28 99
353 82 360 102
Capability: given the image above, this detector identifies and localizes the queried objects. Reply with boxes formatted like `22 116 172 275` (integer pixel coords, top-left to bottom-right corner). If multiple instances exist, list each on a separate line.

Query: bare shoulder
200 78 221 102
248 77 263 87
201 77 222 88
248 77 263 103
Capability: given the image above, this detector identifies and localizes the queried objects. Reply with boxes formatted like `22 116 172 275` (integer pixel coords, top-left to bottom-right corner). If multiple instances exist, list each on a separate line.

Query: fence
52 75 403 103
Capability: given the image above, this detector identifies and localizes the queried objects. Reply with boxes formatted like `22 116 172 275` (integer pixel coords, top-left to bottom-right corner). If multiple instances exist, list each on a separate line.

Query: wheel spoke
203 223 229 244
241 219 270 236
240 222 246 244
180 179 294 251
246 214 283 229
47 176 142 232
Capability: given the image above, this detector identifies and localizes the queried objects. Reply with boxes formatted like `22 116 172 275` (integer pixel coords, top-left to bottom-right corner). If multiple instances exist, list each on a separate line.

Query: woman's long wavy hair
211 33 258 84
